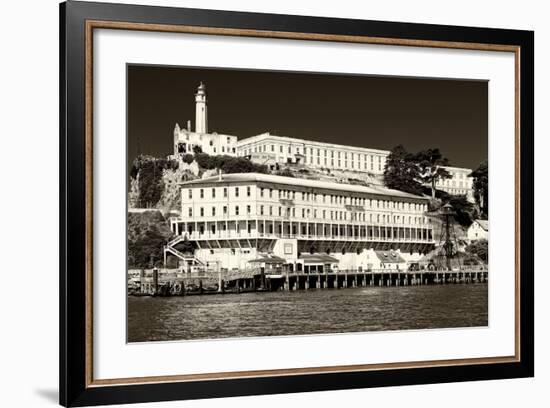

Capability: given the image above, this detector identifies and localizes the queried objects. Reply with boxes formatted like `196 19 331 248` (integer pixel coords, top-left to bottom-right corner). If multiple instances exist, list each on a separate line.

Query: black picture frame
60 1 534 406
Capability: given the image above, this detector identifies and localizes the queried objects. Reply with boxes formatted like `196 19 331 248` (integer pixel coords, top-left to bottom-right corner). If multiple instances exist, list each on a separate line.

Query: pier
128 267 488 296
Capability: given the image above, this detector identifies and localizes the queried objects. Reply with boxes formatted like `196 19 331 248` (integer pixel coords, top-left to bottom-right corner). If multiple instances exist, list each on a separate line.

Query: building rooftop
374 250 407 263
179 172 428 201
474 219 489 231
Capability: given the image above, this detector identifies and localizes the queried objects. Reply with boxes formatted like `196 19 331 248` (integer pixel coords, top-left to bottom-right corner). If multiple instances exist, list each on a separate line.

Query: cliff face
128 155 200 214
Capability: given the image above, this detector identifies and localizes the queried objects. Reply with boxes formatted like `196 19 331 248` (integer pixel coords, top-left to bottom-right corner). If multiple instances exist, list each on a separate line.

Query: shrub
181 154 194 164
276 169 295 178
194 153 268 174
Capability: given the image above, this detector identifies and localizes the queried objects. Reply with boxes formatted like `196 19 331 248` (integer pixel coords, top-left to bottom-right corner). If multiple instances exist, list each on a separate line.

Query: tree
138 159 164 208
192 145 203 155
465 239 488 264
383 145 424 195
447 195 475 227
469 160 488 219
127 211 173 268
414 148 452 199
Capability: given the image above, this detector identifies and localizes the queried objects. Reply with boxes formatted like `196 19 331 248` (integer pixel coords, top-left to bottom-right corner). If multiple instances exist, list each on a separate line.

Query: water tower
433 203 462 271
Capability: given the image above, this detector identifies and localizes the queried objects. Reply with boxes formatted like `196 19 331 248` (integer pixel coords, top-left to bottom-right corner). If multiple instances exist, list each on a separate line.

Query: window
188 189 192 199
212 207 216 216
247 205 251 214
269 189 273 198
235 187 239 197
247 186 251 197
269 206 273 216
200 207 204 217
200 189 204 199
212 188 216 198
260 205 264 215
188 208 192 217
235 206 239 215
223 187 227 198
223 206 227 215
260 188 264 197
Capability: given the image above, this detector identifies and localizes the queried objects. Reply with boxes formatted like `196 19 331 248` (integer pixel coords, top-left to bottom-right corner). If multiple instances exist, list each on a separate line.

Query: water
127 284 488 342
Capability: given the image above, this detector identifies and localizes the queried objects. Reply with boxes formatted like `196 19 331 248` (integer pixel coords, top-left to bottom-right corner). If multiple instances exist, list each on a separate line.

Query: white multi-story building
172 82 238 157
236 132 389 174
435 166 474 201
167 173 435 273
236 133 475 202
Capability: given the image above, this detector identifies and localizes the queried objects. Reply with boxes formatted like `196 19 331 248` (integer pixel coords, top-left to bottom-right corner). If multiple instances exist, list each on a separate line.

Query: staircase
167 234 188 247
164 244 205 266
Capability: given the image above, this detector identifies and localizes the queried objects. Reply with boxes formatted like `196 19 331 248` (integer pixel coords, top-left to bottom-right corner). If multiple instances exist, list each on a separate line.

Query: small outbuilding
467 219 489 241
372 250 407 271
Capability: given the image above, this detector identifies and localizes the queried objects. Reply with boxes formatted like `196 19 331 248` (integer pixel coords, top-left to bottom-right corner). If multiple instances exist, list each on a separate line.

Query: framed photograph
60 1 534 406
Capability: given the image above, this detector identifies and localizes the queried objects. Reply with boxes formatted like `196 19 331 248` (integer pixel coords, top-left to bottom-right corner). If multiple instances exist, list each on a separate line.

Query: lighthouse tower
195 82 208 134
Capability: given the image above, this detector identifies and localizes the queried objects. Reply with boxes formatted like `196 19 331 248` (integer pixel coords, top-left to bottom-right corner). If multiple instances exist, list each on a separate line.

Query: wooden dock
128 268 488 296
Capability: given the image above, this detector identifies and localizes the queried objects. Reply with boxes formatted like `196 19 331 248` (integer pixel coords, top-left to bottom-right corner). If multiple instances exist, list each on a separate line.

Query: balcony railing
182 230 434 243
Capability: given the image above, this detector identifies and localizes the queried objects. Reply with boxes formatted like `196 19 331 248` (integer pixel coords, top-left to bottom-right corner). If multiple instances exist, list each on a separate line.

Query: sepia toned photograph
126 65 489 343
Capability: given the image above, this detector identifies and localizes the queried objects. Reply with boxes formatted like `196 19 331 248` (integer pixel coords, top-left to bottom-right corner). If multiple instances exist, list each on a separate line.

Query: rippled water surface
128 284 488 342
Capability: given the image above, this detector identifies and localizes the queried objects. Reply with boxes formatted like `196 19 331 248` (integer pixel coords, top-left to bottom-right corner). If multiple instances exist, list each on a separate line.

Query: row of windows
188 187 427 212
302 156 382 171
437 179 472 188
243 143 383 161
186 222 432 239
241 144 385 169
185 205 427 224
180 133 235 144
177 142 236 155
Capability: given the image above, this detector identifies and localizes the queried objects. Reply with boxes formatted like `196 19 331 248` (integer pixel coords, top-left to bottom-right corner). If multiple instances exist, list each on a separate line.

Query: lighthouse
195 82 208 133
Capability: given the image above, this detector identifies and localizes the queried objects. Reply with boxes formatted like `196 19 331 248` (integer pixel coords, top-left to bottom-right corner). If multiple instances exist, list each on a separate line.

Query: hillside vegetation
127 210 173 268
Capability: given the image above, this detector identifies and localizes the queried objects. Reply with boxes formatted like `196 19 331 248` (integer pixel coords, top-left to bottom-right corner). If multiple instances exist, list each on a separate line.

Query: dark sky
127 64 487 172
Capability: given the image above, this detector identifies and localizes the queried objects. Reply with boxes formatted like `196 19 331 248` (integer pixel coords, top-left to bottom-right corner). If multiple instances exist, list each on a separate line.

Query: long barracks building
236 132 389 175
167 173 435 273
